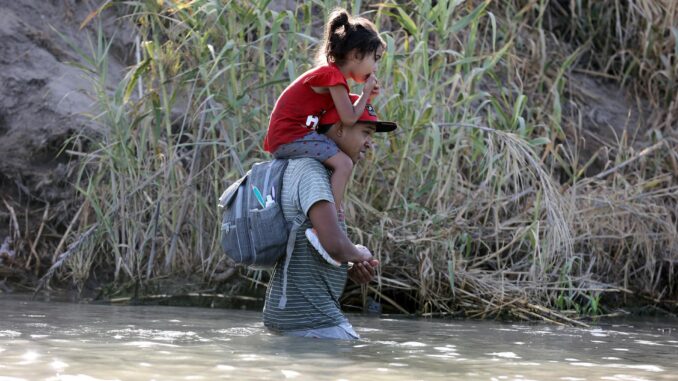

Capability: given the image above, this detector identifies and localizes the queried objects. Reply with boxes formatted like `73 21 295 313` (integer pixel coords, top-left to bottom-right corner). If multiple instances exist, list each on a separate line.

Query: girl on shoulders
264 8 385 218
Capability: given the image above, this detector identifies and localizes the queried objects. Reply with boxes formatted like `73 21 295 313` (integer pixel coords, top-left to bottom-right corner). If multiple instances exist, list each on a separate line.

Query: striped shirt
262 158 349 332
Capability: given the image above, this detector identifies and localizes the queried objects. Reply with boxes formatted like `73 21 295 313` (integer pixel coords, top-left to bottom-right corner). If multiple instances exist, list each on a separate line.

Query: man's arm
308 200 372 263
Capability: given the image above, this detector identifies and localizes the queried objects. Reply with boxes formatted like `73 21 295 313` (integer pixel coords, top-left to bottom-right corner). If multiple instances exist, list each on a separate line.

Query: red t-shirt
264 64 349 153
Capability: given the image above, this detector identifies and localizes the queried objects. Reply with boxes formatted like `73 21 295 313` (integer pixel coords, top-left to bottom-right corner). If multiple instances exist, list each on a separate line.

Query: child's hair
316 8 385 66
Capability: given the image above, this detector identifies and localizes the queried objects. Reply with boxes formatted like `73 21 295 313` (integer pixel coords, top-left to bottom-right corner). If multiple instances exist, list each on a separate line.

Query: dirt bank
0 0 129 286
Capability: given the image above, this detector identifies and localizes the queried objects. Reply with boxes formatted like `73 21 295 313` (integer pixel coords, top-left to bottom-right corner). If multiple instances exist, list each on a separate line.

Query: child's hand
363 73 378 95
369 81 380 101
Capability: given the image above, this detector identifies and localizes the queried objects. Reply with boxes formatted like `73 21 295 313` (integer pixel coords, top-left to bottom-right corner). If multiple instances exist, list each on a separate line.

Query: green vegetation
37 0 677 322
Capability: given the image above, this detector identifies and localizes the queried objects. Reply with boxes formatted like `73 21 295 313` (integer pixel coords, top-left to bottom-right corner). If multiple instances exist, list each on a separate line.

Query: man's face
336 122 376 163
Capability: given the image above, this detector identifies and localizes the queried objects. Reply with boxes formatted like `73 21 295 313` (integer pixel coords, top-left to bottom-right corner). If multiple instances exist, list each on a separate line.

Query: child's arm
327 74 378 127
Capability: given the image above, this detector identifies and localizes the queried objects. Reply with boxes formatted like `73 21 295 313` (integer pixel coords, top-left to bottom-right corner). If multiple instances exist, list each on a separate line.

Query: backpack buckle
221 222 232 233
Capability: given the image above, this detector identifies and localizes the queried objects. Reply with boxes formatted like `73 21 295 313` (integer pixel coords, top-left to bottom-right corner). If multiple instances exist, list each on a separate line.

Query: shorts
273 131 339 162
282 322 360 340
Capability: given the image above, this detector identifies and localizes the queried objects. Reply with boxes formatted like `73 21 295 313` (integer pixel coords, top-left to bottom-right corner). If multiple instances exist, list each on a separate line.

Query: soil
563 72 653 176
0 0 131 250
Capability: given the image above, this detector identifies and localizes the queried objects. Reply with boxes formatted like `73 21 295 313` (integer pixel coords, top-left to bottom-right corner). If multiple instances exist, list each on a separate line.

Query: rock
0 0 128 238
0 237 16 266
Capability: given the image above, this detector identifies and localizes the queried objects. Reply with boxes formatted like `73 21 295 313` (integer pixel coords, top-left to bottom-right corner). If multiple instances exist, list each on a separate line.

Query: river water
0 297 676 380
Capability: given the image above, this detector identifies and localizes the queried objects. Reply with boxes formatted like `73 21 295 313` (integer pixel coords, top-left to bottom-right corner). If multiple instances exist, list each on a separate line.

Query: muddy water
0 297 676 380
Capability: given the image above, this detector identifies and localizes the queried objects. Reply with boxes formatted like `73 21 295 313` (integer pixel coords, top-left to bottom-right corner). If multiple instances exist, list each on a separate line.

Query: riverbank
1 1 676 321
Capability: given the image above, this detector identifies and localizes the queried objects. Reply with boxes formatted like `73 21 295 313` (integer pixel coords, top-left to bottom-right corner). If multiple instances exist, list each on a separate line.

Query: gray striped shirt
262 158 349 332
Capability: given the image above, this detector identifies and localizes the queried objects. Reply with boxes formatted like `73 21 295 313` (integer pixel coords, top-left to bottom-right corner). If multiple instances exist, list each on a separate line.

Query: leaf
80 0 113 30
529 137 551 147
511 94 527 129
123 58 151 104
447 0 488 36
396 7 418 36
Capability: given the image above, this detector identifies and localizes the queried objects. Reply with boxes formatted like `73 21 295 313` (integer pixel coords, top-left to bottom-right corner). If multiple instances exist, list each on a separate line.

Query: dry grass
17 0 677 320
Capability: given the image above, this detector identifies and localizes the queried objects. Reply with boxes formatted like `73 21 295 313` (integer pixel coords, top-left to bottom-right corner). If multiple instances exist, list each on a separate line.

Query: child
263 8 385 265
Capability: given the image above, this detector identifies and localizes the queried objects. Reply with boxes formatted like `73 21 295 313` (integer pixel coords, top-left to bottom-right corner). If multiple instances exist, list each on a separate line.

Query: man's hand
348 258 379 284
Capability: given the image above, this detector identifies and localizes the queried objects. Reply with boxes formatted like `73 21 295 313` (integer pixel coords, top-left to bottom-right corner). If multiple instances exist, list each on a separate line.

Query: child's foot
305 228 341 267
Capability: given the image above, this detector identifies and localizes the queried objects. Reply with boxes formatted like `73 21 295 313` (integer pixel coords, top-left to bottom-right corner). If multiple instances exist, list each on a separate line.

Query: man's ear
334 123 345 137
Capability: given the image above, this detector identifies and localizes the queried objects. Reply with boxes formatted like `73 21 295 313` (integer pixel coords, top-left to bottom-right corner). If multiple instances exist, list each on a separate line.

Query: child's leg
275 132 354 266
323 151 354 216
305 151 353 267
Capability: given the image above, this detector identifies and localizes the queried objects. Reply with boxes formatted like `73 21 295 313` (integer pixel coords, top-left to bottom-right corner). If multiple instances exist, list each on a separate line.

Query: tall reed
37 0 677 319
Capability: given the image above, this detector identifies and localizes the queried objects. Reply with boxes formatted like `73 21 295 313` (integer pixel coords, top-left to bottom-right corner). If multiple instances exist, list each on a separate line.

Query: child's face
349 46 384 83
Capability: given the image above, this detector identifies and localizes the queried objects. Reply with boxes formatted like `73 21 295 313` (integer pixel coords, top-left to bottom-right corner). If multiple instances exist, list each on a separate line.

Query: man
262 97 397 340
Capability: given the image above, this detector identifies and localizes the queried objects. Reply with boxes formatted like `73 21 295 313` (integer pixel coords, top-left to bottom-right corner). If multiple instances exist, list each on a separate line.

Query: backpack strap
262 160 274 199
277 213 307 309
234 185 244 219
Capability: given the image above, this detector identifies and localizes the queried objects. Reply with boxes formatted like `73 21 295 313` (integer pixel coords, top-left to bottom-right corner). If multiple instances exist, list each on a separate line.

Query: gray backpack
218 159 305 308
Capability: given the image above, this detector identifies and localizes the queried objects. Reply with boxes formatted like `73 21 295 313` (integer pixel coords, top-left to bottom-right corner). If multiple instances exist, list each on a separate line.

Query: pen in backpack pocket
252 185 266 208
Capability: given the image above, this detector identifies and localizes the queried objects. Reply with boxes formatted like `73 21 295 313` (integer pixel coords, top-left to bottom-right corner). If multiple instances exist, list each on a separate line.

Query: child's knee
326 152 354 173
336 152 353 172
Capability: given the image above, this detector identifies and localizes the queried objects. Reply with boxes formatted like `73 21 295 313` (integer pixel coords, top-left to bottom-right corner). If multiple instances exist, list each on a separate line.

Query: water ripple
45 375 120 381
0 330 21 338
107 328 198 342
122 341 179 348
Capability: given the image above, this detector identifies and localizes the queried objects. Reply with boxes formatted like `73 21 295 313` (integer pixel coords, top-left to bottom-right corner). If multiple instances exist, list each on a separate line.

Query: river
1 297 676 380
